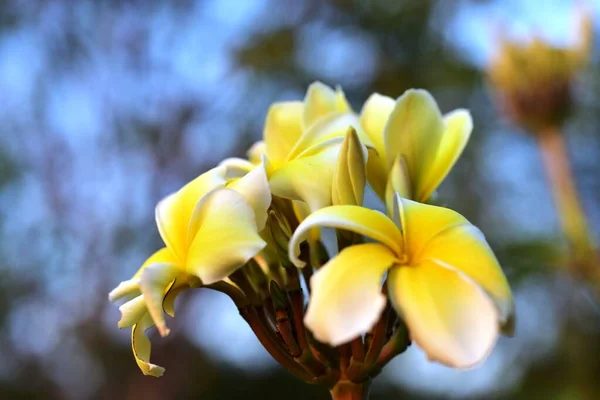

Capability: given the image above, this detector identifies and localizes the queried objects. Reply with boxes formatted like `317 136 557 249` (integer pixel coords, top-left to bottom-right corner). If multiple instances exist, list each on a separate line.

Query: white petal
388 262 499 368
289 205 403 267
118 295 147 328
305 243 397 345
187 189 266 285
139 262 180 337
227 161 272 231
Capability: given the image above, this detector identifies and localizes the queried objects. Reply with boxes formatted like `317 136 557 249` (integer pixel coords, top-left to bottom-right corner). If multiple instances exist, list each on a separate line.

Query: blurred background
1 0 600 399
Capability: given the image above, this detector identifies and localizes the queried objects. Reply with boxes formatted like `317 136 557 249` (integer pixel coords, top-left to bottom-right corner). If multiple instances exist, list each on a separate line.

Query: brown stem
339 343 351 374
290 288 327 377
350 337 365 362
255 306 291 355
374 322 410 373
263 296 276 325
229 268 261 305
537 126 597 273
330 380 371 400
239 306 313 381
289 290 308 348
282 267 330 377
206 281 248 308
364 287 391 366
285 266 302 291
276 309 301 357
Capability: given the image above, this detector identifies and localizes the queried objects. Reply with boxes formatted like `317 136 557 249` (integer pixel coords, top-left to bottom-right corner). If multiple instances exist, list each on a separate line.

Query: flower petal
397 197 468 258
109 247 177 302
383 90 444 202
156 167 227 261
109 279 140 303
269 139 341 211
187 188 266 285
359 93 395 159
162 278 196 318
289 205 403 267
131 313 165 377
288 113 374 161
264 102 304 168
139 263 180 337
419 110 473 202
360 93 408 200
247 141 266 165
226 162 272 231
385 156 412 217
134 248 178 279
118 295 147 328
366 151 388 200
332 127 368 206
305 243 397 345
401 198 514 325
388 262 499 368
303 82 351 129
219 157 254 180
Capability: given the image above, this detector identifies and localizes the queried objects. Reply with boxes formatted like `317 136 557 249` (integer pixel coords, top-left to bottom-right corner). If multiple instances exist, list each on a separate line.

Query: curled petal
384 90 444 201
305 243 397 345
156 167 227 261
162 278 195 318
264 102 304 167
187 188 266 285
227 161 272 231
109 247 176 302
289 205 403 267
109 279 140 303
139 263 180 337
118 295 147 328
419 110 473 202
132 313 165 377
247 141 266 165
388 262 499 368
219 157 254 180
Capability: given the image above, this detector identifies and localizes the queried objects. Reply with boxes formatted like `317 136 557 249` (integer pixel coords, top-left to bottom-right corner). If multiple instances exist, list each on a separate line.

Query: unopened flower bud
267 210 294 263
332 127 367 206
487 12 594 133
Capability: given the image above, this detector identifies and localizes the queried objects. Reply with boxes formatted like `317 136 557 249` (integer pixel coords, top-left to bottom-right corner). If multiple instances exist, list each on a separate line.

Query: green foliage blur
0 0 599 399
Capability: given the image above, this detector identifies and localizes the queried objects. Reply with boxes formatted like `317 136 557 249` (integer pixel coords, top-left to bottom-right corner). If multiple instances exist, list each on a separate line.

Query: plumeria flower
360 90 473 208
247 82 373 212
288 194 513 368
109 162 271 376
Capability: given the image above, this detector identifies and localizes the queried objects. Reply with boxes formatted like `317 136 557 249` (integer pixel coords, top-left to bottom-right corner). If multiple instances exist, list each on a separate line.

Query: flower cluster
109 82 514 386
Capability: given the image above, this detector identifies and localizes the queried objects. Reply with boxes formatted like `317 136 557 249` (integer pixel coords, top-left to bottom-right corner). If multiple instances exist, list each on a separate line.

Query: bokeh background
1 0 600 399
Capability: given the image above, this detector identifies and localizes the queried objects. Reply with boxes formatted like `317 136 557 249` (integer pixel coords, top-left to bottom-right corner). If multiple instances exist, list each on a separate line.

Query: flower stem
239 306 313 382
329 380 371 400
537 126 598 275
374 321 410 374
